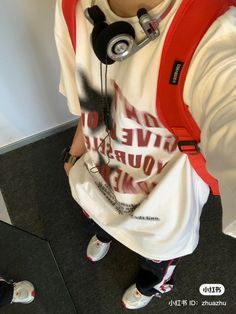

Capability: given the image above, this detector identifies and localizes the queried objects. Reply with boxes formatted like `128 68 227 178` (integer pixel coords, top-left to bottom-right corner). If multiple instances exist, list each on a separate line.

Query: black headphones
84 5 160 64
83 1 175 132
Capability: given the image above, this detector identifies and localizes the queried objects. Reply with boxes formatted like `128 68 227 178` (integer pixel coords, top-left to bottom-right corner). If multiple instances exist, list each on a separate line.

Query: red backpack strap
156 0 234 195
61 0 78 52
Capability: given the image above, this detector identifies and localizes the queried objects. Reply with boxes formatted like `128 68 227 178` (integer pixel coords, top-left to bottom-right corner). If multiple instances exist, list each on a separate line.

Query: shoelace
96 240 107 247
95 240 111 246
135 289 142 298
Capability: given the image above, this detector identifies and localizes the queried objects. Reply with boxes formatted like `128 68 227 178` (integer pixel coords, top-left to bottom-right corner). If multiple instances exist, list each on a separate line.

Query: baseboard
0 119 78 155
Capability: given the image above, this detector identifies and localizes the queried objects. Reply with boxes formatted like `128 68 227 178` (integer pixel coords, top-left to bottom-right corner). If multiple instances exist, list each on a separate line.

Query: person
0 277 35 307
55 0 236 309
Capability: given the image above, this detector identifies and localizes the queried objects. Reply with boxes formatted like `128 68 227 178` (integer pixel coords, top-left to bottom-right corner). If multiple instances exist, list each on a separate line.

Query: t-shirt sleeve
54 0 81 116
184 8 236 238
199 63 236 238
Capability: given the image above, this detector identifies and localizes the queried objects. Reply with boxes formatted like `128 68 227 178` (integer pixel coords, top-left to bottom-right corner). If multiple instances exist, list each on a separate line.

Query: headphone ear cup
92 21 135 64
91 22 108 47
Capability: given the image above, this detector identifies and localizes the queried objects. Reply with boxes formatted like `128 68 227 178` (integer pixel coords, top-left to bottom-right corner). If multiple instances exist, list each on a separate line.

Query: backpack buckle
178 140 200 154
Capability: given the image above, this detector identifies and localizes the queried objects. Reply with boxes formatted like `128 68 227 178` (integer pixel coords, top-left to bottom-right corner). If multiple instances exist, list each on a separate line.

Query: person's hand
64 162 73 176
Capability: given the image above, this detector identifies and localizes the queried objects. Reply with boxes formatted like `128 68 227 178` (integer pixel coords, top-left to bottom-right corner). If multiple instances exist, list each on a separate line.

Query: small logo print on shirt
130 215 160 221
169 60 184 85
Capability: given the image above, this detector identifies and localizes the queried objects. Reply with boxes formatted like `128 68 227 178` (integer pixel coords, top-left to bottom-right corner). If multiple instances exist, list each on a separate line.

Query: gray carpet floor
0 127 235 314
0 222 76 314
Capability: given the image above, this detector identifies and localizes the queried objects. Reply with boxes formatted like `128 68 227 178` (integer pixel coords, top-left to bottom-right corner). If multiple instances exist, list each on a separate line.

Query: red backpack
61 0 236 195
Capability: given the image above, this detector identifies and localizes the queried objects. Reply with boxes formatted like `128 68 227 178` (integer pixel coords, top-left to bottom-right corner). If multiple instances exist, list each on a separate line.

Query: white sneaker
122 284 159 310
12 281 35 304
87 235 111 262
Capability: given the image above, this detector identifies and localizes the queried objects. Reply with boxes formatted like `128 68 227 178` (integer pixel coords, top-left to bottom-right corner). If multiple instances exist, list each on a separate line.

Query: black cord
104 62 109 112
89 61 112 174
89 131 111 173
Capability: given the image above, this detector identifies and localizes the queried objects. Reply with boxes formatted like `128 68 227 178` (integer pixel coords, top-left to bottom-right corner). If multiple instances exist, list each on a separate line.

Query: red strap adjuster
178 140 200 154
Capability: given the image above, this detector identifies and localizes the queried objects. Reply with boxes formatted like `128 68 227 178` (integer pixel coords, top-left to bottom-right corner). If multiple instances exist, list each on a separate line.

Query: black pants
83 215 181 296
0 280 13 307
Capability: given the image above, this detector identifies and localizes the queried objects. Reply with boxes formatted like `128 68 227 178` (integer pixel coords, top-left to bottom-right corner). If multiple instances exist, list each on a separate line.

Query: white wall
0 0 76 150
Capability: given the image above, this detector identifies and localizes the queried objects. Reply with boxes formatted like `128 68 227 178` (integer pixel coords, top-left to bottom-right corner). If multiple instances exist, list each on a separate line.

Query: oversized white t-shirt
55 0 236 260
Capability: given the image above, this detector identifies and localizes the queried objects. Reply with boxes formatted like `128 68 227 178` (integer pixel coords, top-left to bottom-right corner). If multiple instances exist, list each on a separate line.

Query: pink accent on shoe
87 256 93 262
121 300 127 309
32 290 36 298
82 210 90 218
160 285 166 292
